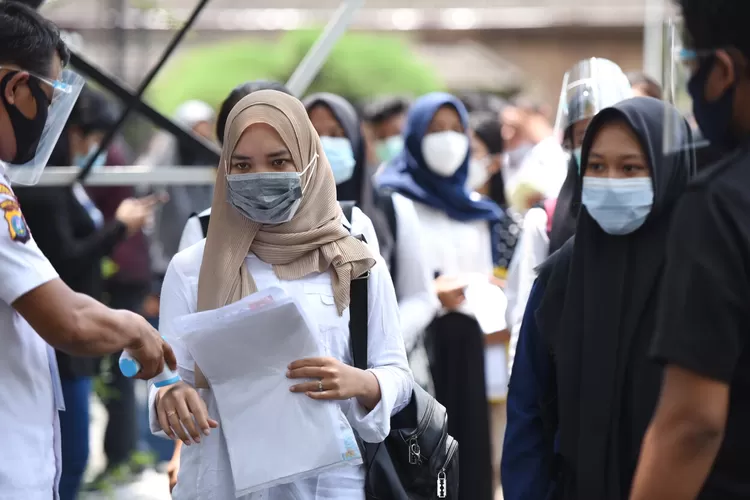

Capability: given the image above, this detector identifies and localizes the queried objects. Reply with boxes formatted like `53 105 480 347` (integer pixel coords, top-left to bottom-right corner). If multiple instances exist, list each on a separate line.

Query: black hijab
535 97 695 500
303 93 394 261
470 111 507 207
547 157 580 254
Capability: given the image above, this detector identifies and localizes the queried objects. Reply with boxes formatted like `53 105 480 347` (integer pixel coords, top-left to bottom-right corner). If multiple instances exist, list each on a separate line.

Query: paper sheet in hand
485 345 508 400
464 276 509 334
173 287 362 496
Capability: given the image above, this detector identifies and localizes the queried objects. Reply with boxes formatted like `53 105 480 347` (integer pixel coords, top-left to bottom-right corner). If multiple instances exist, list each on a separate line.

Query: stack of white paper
172 287 362 496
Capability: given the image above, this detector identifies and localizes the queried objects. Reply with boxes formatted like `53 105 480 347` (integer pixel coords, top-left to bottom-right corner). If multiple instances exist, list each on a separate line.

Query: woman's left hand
287 357 379 405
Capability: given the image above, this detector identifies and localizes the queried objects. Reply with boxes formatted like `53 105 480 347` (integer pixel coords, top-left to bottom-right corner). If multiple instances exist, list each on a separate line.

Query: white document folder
173 287 362 496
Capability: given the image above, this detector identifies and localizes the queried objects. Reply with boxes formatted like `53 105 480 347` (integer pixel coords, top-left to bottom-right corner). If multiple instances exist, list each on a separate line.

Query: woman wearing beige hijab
148 90 413 500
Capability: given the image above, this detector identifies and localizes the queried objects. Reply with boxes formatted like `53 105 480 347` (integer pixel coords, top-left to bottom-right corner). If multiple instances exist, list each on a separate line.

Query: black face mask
687 55 738 152
1 72 51 164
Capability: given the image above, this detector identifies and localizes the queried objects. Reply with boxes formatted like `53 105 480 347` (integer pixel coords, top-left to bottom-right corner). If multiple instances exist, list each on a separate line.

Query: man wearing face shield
0 4 176 498
504 58 633 374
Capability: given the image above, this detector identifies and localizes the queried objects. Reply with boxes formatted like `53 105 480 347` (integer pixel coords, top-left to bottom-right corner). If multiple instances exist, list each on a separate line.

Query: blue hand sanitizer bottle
119 339 181 387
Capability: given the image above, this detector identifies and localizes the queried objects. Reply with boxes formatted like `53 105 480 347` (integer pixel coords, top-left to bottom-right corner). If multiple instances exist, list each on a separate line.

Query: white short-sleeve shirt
0 175 62 500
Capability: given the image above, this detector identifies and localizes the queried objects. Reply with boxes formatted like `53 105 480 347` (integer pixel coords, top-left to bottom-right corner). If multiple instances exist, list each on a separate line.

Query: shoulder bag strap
350 243 370 371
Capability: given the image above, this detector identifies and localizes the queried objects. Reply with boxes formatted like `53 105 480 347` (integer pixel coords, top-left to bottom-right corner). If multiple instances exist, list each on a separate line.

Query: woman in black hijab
503 97 695 500
304 92 394 262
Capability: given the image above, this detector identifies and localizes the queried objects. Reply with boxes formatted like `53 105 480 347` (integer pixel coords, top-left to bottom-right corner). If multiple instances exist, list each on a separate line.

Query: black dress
426 311 495 500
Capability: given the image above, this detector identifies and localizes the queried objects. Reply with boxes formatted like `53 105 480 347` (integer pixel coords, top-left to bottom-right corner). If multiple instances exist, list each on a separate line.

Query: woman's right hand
156 381 219 445
435 274 467 310
115 193 166 235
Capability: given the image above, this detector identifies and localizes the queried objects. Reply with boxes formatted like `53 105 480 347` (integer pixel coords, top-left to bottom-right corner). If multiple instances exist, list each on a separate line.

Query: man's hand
124 312 176 379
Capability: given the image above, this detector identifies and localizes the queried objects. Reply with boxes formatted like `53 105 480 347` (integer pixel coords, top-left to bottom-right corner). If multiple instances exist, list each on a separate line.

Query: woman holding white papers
149 90 413 500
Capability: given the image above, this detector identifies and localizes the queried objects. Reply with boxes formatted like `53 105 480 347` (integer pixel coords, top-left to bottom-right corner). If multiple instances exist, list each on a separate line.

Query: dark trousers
428 313 495 500
103 282 148 468
59 377 92 500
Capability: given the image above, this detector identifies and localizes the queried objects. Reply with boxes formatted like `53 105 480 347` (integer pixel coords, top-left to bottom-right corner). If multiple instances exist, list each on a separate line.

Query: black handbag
349 273 459 499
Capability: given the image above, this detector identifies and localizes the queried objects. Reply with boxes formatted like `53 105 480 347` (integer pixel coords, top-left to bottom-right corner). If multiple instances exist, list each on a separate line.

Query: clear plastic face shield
553 58 634 151
0 67 85 185
662 17 710 154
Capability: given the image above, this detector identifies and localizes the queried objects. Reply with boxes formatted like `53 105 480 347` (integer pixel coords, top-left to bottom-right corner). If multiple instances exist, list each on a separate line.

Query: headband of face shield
662 17 712 155
553 58 633 148
0 68 85 186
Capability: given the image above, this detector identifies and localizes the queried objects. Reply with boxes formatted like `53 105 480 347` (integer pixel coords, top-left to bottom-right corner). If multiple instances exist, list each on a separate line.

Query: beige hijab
197 89 376 315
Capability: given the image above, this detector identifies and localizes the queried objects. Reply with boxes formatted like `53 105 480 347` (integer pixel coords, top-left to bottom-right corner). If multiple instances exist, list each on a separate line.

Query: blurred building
43 0 661 107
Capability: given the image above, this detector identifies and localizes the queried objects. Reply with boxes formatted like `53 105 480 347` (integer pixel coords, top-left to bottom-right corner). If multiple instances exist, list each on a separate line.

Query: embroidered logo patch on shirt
1 199 30 243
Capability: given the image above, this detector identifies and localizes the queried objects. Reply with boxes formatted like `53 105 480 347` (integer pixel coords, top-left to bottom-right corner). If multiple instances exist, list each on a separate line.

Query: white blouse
504 207 549 375
410 200 507 399
150 221 413 500
390 193 440 351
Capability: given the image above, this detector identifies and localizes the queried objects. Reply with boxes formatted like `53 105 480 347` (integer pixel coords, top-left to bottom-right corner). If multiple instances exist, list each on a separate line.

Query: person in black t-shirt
630 2 750 499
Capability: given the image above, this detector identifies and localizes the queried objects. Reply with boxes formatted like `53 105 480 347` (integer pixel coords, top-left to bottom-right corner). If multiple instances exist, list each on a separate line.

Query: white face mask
421 131 469 177
466 156 491 191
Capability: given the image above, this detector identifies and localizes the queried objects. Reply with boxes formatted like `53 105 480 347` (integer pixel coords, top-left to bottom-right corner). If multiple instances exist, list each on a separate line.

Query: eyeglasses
0 65 74 105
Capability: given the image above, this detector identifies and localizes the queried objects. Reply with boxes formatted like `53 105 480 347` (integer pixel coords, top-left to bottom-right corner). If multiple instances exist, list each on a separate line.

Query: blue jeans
58 377 92 500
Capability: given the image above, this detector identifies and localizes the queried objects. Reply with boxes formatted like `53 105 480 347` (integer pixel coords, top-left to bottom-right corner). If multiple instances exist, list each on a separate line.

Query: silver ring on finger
166 410 177 418
317 380 324 392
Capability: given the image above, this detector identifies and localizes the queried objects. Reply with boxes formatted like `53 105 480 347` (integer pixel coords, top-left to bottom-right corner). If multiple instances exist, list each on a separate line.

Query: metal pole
69 52 220 160
285 0 366 97
642 0 665 84
77 0 212 182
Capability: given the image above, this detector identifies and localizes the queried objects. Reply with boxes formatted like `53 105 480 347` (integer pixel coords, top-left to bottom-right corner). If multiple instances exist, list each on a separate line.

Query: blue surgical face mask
581 176 654 235
687 54 737 151
74 143 108 170
320 136 356 184
375 135 404 164
226 154 318 225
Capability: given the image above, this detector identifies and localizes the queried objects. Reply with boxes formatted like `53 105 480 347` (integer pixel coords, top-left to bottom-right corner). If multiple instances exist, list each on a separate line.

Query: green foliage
147 30 443 115
275 29 443 103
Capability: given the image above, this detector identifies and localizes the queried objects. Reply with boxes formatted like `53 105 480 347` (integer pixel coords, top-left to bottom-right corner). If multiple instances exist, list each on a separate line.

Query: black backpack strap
349 240 369 371
350 274 369 370
196 212 211 238
339 200 356 229
378 192 398 279
338 200 369 369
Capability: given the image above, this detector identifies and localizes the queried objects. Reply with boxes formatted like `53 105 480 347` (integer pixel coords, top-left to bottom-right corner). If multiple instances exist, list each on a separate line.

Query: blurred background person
377 91 503 500
500 99 568 215
468 110 520 496
627 71 663 100
305 92 438 393
140 99 217 324
363 95 411 169
304 92 393 256
505 58 633 374
13 86 163 500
